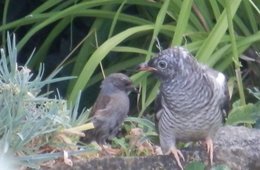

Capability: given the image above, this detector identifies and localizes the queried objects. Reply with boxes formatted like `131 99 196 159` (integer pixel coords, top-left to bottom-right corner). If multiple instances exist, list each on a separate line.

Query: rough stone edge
46 126 260 170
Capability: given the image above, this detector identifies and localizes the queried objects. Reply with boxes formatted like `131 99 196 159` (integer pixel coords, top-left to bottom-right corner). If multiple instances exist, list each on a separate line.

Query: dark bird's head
101 73 136 93
138 47 198 81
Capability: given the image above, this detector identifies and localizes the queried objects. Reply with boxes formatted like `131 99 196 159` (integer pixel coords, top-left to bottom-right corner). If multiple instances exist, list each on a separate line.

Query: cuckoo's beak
138 62 157 72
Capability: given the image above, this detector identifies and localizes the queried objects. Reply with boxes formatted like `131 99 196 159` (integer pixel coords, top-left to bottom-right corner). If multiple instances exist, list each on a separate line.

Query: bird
138 47 230 170
80 73 136 154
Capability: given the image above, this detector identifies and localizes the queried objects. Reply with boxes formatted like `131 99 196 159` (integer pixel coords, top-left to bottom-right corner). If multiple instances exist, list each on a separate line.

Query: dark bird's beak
128 84 139 93
133 87 139 94
138 62 157 72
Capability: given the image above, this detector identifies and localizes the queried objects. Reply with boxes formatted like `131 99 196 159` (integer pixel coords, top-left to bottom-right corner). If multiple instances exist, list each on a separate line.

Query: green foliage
185 161 205 170
226 101 260 125
185 162 231 170
226 87 260 126
0 34 94 168
1 0 259 113
112 116 157 156
125 116 156 132
248 87 260 100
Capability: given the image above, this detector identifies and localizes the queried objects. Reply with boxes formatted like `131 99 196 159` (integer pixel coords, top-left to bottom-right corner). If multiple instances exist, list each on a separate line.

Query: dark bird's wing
82 92 129 144
93 93 129 144
81 93 112 144
89 93 111 118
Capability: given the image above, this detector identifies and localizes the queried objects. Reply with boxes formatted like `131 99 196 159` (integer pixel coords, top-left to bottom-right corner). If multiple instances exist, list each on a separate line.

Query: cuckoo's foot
205 137 214 165
167 146 185 170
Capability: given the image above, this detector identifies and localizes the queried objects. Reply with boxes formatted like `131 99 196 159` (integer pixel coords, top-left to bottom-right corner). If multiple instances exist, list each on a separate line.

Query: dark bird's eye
158 60 167 69
124 81 131 86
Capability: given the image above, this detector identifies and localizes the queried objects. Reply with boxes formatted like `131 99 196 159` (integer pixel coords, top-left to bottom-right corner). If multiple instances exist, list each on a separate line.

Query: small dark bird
139 47 229 170
81 73 136 153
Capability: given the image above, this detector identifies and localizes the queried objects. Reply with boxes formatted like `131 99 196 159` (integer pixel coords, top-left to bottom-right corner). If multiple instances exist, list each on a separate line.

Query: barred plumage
139 47 229 170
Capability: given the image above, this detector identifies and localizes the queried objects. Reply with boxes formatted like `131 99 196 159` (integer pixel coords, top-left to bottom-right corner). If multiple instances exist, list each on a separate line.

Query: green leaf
196 0 242 63
226 103 260 125
185 161 205 170
125 117 155 131
68 25 154 103
172 0 193 45
248 87 260 100
139 81 160 117
28 18 71 68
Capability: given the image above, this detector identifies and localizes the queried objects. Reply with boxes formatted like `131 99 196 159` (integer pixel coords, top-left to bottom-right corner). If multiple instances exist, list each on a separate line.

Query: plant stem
225 0 246 105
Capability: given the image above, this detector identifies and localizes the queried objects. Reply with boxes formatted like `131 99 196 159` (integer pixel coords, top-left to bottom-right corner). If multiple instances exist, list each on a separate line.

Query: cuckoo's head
138 47 197 81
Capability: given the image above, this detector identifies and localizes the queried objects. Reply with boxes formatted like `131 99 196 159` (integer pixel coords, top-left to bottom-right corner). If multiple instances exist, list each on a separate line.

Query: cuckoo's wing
205 66 230 122
221 79 230 122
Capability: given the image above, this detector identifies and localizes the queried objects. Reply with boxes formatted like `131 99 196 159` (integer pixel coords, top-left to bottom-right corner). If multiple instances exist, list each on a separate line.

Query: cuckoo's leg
205 137 214 165
166 146 185 170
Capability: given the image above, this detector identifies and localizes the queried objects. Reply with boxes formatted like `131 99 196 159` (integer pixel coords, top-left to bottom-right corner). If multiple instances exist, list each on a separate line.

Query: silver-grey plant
0 34 90 168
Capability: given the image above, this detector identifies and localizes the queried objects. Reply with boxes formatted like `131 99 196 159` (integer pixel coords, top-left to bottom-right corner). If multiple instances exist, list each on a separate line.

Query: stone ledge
47 126 260 170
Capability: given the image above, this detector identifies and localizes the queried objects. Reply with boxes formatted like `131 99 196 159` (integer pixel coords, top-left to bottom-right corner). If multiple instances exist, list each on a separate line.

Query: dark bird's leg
100 144 121 156
205 137 214 165
100 145 110 155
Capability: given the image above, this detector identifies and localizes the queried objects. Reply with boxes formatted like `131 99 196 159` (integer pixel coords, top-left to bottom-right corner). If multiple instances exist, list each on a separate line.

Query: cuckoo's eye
158 60 167 69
